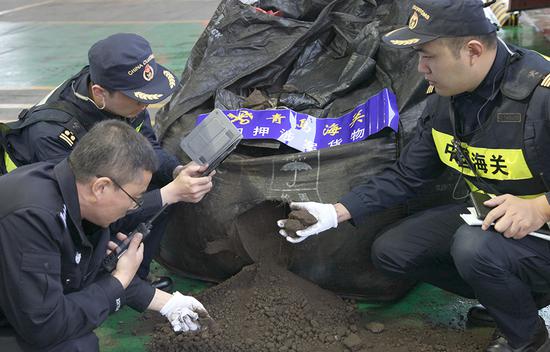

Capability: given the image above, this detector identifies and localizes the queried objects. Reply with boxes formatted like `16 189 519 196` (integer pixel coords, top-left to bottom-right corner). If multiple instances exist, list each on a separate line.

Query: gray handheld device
180 109 242 176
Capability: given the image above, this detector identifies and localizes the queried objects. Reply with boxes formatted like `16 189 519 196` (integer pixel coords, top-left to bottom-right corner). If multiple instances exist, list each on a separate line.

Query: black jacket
0 160 156 350
4 66 179 185
340 42 550 223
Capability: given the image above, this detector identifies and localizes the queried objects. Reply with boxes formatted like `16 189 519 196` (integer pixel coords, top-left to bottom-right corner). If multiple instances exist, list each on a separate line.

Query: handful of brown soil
283 210 318 238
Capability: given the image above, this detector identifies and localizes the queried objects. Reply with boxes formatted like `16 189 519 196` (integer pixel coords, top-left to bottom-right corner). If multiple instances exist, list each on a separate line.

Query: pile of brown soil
150 261 359 352
148 261 490 352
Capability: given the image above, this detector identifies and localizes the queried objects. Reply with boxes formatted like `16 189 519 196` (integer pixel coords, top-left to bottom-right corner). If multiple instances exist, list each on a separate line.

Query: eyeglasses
96 175 144 209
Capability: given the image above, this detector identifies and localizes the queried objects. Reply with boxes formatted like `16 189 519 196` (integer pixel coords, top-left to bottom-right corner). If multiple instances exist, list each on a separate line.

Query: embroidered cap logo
143 64 154 81
409 11 419 29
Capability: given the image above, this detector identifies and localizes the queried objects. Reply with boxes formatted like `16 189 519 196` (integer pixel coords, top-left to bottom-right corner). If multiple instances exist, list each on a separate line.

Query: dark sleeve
339 106 447 224
20 117 74 164
91 272 155 312
138 111 180 185
124 276 156 312
0 208 126 349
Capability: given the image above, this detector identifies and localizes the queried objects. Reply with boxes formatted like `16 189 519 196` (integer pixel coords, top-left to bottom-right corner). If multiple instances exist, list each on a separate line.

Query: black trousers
1 327 98 352
371 203 550 347
128 179 171 280
136 207 170 279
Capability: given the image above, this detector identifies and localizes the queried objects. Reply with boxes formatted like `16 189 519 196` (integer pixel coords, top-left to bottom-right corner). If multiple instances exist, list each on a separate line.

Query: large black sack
155 0 461 301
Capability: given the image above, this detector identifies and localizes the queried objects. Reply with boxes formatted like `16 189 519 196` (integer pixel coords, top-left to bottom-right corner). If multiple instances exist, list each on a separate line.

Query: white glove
160 291 208 332
277 202 338 243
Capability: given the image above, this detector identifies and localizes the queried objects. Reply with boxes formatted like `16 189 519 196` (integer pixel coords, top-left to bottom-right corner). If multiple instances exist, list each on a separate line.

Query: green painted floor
96 262 212 351
499 24 550 57
0 0 219 122
0 22 204 88
0 21 205 122
0 1 549 350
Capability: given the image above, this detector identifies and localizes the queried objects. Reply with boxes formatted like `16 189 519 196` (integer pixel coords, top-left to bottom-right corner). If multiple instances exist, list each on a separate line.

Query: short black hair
441 32 498 58
69 120 157 184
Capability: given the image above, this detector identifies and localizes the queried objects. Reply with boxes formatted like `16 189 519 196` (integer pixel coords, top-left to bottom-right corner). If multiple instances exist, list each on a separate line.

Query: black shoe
469 294 550 328
150 276 173 292
486 328 508 351
467 304 496 327
485 317 550 352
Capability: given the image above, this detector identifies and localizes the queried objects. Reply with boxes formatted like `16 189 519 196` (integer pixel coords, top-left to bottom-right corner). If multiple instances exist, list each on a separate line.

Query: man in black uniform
0 33 214 289
0 120 208 351
277 0 550 351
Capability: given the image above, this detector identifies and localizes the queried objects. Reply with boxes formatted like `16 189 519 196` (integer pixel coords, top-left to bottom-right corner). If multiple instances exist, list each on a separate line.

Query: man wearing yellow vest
0 33 214 292
277 0 550 351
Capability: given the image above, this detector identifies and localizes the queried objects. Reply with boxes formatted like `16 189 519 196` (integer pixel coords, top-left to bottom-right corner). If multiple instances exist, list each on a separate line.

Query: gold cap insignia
58 129 76 148
409 12 419 29
541 73 550 88
390 38 420 46
134 92 164 101
163 70 176 89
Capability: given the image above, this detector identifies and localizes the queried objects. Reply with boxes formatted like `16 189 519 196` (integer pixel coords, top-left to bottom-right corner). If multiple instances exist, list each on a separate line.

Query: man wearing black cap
277 0 550 350
0 33 214 291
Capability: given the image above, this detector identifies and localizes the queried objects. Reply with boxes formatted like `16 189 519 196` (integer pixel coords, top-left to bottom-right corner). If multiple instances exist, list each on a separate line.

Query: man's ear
90 84 107 98
465 40 484 65
91 177 112 203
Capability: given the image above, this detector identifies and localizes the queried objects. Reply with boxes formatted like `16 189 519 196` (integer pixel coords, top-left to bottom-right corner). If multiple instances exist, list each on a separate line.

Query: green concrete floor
0 21 205 122
0 1 549 351
97 262 212 351
0 22 204 87
0 0 219 122
500 24 550 56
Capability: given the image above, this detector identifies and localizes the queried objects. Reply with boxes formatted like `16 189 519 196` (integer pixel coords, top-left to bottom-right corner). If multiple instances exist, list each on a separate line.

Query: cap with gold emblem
382 0 497 48
88 33 179 104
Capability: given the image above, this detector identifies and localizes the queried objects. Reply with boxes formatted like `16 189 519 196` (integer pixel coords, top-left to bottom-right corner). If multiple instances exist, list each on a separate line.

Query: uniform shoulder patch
426 85 435 94
58 129 77 148
541 73 550 88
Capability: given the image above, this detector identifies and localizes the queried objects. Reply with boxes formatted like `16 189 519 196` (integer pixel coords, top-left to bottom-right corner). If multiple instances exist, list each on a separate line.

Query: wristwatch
172 165 185 180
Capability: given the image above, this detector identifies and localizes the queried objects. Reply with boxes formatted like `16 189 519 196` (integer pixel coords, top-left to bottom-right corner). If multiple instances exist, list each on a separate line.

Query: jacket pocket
19 252 61 312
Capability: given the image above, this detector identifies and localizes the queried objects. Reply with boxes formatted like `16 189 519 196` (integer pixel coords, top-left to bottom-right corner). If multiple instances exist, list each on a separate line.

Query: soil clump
283 209 318 238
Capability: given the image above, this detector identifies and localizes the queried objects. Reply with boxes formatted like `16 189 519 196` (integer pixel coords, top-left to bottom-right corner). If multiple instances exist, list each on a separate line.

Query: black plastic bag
155 0 462 300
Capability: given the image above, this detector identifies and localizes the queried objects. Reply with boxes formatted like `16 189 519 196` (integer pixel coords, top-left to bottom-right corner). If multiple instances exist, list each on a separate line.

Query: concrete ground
0 2 548 123
0 1 549 351
0 0 220 122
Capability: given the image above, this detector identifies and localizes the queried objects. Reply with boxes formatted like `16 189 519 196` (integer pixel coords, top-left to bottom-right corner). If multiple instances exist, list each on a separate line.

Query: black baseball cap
88 33 179 104
382 0 497 48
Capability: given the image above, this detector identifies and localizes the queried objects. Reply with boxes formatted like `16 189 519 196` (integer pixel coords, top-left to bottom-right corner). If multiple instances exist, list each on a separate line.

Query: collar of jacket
472 40 508 100
71 67 122 119
53 158 92 247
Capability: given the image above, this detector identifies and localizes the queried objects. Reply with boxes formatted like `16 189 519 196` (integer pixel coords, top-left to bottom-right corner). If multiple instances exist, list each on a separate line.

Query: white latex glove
160 291 208 332
277 202 338 243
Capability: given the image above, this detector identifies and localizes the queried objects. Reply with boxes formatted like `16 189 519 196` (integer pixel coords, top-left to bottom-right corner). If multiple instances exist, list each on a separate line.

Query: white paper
460 207 550 241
